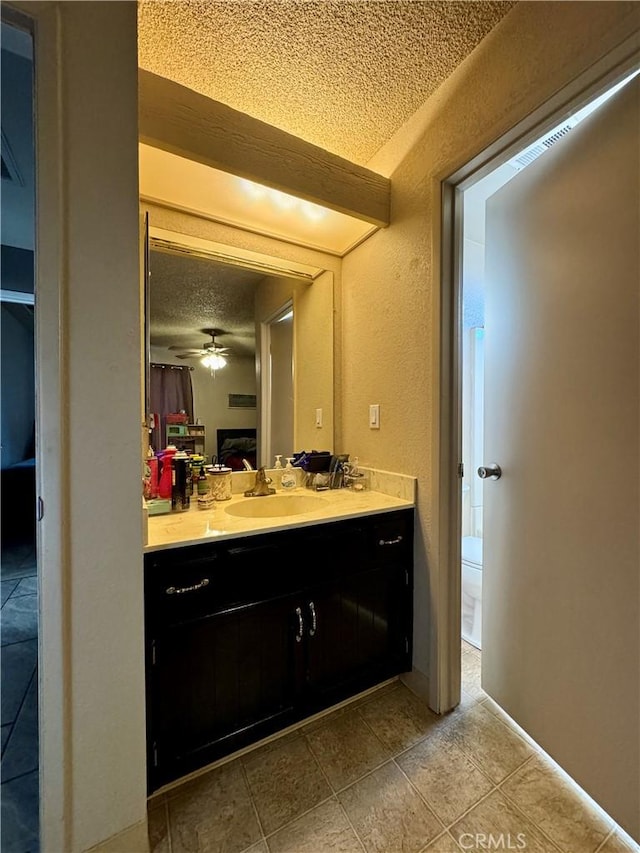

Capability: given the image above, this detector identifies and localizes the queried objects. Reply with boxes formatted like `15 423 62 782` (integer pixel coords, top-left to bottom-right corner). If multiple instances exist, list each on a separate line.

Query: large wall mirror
145 226 334 469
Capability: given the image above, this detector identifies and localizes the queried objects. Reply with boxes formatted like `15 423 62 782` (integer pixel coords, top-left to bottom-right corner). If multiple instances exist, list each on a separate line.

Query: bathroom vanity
144 489 414 791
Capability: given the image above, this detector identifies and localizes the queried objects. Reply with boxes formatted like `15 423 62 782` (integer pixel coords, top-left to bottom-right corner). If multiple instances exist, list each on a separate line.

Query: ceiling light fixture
201 352 227 372
237 178 327 222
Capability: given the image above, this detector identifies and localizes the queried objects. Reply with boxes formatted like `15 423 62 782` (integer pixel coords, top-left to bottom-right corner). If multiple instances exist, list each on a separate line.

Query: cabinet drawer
146 550 224 626
146 538 307 626
371 511 413 565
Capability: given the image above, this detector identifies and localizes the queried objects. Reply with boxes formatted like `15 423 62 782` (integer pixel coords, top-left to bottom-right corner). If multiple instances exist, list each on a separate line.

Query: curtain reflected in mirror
149 363 194 450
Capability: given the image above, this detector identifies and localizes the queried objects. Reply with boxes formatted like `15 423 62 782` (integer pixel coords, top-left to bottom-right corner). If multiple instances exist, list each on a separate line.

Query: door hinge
404 568 409 587
405 637 409 654
37 496 44 521
152 742 158 767
151 640 156 666
457 462 464 478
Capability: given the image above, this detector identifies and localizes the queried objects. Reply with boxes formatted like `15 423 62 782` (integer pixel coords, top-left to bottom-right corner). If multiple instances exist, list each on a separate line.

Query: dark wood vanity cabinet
144 508 413 790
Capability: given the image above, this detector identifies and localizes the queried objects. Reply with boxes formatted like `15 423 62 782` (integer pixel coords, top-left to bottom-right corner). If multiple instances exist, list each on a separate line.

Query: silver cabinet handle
295 606 304 643
309 601 317 637
478 464 502 481
166 578 210 595
379 535 403 546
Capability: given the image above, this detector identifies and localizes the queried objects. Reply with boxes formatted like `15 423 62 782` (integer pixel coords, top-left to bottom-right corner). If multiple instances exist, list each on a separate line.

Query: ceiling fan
169 328 230 359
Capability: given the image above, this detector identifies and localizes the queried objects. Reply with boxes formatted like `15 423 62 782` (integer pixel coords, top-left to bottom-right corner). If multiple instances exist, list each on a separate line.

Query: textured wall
341 1 640 682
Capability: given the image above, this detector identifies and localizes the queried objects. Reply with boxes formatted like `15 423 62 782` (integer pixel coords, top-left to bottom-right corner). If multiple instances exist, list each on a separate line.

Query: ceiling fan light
201 352 227 371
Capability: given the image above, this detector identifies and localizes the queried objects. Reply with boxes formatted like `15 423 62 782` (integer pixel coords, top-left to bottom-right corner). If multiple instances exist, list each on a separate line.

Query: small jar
208 465 233 501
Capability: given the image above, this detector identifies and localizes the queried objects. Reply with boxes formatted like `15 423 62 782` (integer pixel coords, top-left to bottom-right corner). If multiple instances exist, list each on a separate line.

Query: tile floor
148 642 639 853
1 538 39 853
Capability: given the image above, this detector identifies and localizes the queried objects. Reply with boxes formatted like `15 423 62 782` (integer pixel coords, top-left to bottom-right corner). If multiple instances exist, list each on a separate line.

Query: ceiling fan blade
168 345 204 352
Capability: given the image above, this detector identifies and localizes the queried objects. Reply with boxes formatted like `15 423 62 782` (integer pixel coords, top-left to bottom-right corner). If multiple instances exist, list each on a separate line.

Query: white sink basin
225 494 328 519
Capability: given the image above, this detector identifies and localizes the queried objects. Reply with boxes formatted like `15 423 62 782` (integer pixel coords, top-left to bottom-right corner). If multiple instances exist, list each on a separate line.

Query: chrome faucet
244 466 276 497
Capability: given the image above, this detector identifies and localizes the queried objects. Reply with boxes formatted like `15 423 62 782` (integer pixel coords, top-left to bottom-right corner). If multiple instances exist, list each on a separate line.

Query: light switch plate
315 408 323 428
369 404 380 429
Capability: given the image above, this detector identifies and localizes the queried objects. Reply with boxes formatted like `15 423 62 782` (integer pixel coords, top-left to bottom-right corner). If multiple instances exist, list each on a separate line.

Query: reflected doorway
261 302 293 468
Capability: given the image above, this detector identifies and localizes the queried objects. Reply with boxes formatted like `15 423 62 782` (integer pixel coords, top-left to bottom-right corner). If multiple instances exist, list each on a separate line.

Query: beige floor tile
302 705 355 736
305 708 390 791
338 761 443 853
267 797 363 853
358 684 444 754
243 843 268 853
422 831 463 851
244 735 332 835
397 731 494 825
598 829 640 853
301 684 401 736
458 688 484 711
480 696 538 747
148 802 170 853
168 760 262 853
460 654 486 701
239 729 302 765
501 755 612 853
350 681 401 709
446 702 534 784
451 790 559 853
461 641 481 661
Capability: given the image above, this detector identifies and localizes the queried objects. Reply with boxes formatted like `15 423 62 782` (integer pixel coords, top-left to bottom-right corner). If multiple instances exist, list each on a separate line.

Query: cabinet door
303 563 410 707
149 593 301 787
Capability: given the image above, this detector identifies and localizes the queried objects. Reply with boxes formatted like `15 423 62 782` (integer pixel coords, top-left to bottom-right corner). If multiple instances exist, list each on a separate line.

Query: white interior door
482 77 639 840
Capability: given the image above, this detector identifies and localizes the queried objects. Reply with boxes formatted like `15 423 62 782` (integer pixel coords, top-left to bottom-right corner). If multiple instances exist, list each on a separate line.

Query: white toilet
461 535 483 649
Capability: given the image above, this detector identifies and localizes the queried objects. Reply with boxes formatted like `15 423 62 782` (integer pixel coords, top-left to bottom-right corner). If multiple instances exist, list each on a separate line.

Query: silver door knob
478 464 502 480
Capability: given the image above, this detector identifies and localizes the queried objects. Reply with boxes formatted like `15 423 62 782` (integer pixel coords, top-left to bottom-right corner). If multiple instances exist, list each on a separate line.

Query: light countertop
145 488 414 553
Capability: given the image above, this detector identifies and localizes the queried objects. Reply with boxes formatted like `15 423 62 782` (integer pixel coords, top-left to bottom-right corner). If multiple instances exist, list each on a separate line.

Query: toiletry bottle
157 446 177 499
349 456 366 491
197 465 209 496
274 455 283 469
171 451 190 511
281 458 297 490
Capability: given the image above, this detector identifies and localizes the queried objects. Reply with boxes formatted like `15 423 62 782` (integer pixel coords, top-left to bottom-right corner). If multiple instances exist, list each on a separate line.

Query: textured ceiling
150 249 264 358
138 0 515 166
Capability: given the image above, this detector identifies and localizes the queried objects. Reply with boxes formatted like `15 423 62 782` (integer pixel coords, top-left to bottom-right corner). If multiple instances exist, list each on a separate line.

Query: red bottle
157 447 177 499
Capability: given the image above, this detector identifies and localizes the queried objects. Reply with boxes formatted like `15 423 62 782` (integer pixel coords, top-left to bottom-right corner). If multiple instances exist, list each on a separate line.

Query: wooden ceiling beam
138 70 390 228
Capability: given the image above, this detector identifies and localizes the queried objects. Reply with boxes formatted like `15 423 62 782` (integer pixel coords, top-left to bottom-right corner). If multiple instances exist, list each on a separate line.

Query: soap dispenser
274 455 283 469
281 458 297 490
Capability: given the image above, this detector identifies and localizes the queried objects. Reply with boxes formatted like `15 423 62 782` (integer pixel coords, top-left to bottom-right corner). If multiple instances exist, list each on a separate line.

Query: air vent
542 125 573 147
508 120 578 172
512 145 547 169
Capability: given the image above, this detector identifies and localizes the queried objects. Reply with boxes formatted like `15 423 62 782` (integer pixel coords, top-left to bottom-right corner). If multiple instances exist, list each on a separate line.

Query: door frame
435 35 640 713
